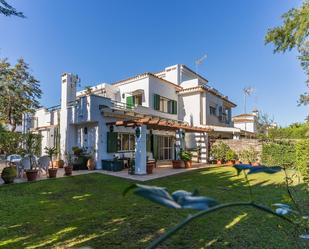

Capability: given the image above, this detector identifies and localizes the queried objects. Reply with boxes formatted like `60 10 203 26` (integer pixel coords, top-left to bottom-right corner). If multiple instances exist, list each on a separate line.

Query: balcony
100 99 178 120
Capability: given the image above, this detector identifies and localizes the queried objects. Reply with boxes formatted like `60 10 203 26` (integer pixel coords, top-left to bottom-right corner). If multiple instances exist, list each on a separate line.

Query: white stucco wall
180 79 199 88
234 122 255 133
205 92 232 127
117 77 149 107
179 92 201 126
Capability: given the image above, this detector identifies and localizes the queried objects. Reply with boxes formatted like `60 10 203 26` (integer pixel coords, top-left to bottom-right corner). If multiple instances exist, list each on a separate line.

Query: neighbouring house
232 109 259 135
22 64 241 173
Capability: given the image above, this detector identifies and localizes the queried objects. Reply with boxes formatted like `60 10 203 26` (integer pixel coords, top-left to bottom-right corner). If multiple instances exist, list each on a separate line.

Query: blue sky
1 0 308 126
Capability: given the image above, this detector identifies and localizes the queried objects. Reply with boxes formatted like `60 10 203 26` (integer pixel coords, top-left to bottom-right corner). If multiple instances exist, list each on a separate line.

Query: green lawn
0 167 307 249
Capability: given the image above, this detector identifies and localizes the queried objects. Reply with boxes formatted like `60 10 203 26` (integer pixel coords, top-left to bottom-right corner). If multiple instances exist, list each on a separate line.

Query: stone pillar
135 125 147 175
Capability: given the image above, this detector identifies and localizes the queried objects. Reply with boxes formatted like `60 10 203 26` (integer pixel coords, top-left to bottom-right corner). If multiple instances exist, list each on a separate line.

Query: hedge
261 141 296 167
295 139 309 179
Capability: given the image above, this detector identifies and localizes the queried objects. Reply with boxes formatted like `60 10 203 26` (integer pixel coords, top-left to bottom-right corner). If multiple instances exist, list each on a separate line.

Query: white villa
233 110 259 134
22 64 244 174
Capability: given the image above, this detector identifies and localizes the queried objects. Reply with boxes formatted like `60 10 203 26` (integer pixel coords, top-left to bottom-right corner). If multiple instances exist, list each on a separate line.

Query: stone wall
212 139 263 158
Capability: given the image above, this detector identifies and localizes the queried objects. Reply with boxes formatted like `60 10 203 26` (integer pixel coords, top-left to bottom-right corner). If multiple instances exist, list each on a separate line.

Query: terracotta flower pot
64 166 73 176
26 170 38 182
217 160 223 165
48 168 58 178
87 158 95 170
172 160 182 169
184 160 192 168
52 160 64 168
227 160 235 166
146 161 155 174
252 161 260 166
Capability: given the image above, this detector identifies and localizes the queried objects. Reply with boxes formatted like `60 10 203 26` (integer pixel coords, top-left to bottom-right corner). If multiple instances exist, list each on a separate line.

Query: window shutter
107 132 118 152
173 100 177 114
153 94 160 110
167 100 172 114
153 135 158 160
146 134 151 152
126 96 134 109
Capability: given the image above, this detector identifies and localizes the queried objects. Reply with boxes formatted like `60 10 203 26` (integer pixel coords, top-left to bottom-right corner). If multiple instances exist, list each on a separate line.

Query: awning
106 117 212 133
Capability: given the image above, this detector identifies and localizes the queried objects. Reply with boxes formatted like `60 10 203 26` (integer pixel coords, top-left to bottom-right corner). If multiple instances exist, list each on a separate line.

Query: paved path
0 163 213 185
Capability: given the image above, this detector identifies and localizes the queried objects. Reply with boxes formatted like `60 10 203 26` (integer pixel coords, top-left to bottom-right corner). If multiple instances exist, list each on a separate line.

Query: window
153 94 177 114
133 94 142 105
118 133 135 151
210 106 216 115
160 97 168 112
126 94 142 107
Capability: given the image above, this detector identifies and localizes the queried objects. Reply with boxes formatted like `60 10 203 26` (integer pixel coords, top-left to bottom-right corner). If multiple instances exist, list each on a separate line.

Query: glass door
157 136 175 160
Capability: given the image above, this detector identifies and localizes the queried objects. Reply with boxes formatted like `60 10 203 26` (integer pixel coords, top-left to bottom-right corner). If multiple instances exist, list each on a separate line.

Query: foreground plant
124 164 309 249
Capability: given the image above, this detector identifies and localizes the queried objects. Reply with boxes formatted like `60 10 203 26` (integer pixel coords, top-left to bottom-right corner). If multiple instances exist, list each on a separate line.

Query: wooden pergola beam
106 117 212 133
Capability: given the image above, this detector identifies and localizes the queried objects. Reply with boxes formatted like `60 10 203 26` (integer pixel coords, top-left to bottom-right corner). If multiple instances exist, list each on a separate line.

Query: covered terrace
106 117 212 175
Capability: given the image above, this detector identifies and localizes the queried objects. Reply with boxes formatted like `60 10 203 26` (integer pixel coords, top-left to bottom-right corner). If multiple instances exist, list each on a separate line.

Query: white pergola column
197 132 208 163
175 129 185 159
135 125 147 175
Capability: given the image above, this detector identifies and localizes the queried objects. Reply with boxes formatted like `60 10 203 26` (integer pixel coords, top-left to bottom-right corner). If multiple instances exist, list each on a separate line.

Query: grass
0 167 307 249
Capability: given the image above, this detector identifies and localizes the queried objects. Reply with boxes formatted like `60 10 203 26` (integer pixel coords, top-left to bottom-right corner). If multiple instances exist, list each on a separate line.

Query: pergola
106 117 213 133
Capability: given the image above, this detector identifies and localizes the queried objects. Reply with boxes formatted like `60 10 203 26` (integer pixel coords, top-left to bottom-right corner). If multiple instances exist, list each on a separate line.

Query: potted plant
53 153 64 168
128 159 135 175
146 160 156 174
210 144 221 164
71 146 88 170
179 150 193 168
225 149 238 166
24 132 40 181
172 149 183 169
1 166 17 184
87 150 96 170
44 146 58 178
64 152 73 176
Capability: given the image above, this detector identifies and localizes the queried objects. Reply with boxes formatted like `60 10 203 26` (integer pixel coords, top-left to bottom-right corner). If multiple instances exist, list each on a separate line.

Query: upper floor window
133 94 142 105
126 94 142 107
160 97 168 112
210 106 216 116
153 94 177 114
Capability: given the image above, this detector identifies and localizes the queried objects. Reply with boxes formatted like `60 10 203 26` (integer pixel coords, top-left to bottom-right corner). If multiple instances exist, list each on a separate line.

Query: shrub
226 149 238 161
261 141 296 167
295 139 309 181
1 166 17 184
239 147 258 163
268 121 309 139
72 146 84 156
210 142 230 161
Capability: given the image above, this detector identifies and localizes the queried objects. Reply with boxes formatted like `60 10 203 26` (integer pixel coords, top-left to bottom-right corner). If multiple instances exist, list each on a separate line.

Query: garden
0 166 308 249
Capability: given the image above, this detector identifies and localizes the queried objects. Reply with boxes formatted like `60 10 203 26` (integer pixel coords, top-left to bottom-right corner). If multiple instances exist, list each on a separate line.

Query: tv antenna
195 53 207 75
243 87 254 114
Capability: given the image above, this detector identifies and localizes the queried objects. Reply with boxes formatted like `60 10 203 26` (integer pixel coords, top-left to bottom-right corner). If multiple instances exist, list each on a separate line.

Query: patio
0 161 211 185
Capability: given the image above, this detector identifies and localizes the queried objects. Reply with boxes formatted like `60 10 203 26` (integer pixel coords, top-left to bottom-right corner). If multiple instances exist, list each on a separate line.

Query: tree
265 0 309 106
256 112 275 135
0 58 42 131
0 0 25 17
